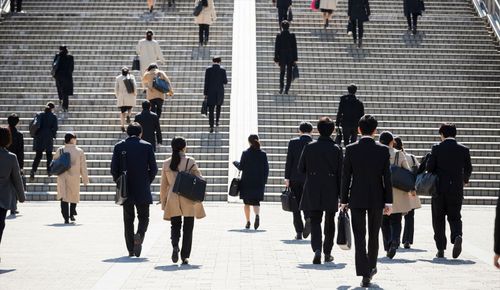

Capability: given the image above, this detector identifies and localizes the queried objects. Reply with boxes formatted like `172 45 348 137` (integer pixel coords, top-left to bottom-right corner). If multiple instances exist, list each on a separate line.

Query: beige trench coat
389 148 413 214
404 152 422 210
114 74 137 108
55 144 90 203
320 0 338 10
136 38 166 75
160 153 206 221
194 0 217 25
142 69 174 101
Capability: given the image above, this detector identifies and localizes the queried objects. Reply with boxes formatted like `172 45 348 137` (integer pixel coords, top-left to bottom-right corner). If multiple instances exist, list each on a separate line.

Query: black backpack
29 113 41 138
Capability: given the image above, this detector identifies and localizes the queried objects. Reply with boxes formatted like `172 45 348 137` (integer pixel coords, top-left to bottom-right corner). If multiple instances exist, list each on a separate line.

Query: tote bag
49 148 71 176
173 158 207 202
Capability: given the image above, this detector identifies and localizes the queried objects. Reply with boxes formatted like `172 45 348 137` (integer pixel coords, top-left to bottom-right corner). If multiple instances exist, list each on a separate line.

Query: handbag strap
183 158 196 173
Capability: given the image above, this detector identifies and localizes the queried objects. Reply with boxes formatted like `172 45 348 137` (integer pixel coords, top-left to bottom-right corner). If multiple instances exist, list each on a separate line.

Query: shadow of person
6 214 21 220
154 264 202 271
102 257 149 263
297 262 347 270
45 223 82 227
280 239 309 245
398 248 427 253
377 257 417 264
310 29 337 42
227 229 267 233
0 269 16 275
417 258 476 265
402 31 425 47
337 284 384 289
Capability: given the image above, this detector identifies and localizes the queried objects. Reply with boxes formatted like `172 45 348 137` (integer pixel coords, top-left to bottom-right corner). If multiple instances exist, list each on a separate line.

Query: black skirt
243 199 261 206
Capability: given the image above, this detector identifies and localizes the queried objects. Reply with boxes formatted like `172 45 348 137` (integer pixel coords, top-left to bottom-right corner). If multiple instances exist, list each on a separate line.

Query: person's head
7 113 19 128
281 20 290 31
64 132 77 145
45 102 55 113
358 114 378 136
142 100 151 110
59 45 68 55
248 134 261 150
394 136 404 151
169 136 187 171
317 117 335 137
439 123 457 140
348 83 357 95
212 56 222 64
379 131 394 147
121 66 130 76
146 30 153 41
147 63 158 72
299 122 313 135
0 126 12 148
126 122 142 137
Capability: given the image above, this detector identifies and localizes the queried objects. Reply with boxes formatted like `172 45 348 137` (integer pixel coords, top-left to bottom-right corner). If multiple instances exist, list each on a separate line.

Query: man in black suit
494 191 499 269
426 123 472 259
335 84 364 147
134 100 162 152
274 20 297 95
274 0 292 27
298 117 343 264
348 0 370 48
53 46 74 113
204 56 228 133
7 113 24 215
111 123 158 257
340 114 393 288
285 122 313 240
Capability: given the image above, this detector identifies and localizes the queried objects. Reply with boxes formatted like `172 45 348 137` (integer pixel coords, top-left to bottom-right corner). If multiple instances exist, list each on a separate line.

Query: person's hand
167 91 174 97
495 254 500 269
410 190 417 196
284 179 290 187
339 203 348 211
383 205 393 216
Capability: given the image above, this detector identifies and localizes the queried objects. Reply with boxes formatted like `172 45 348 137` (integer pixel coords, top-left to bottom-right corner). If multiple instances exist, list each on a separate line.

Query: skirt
243 199 261 206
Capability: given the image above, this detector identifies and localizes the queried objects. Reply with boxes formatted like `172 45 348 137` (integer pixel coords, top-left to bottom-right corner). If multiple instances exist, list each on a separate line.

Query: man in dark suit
274 20 297 95
298 117 343 264
134 100 162 152
111 123 158 257
426 123 472 259
53 46 74 113
7 114 24 215
335 84 364 147
340 114 393 288
285 122 313 240
348 0 370 48
494 191 499 269
204 56 228 133
274 0 292 27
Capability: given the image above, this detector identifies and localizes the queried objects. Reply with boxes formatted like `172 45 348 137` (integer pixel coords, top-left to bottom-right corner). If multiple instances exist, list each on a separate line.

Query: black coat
298 136 343 211
426 139 473 204
204 64 228 106
348 0 371 22
7 127 24 169
134 109 162 149
276 0 292 8
53 53 74 96
285 135 313 183
111 136 158 205
341 137 393 209
404 0 424 16
234 148 269 201
495 192 500 255
274 31 298 66
335 94 365 128
33 111 58 152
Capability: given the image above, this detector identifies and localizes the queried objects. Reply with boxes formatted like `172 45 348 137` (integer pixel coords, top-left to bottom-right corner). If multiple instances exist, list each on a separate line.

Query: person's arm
233 152 245 170
348 0 352 17
359 100 365 117
337 146 343 196
131 76 138 97
400 151 410 170
284 141 294 180
189 159 203 179
365 0 371 17
204 68 210 97
114 78 120 98
464 147 472 184
340 147 352 205
142 72 148 88
11 156 25 202
19 133 24 170
159 162 170 209
52 116 58 139
382 149 393 205
155 116 162 145
274 35 280 63
136 41 141 56
148 145 158 183
426 146 437 173
263 153 269 184
335 98 343 127
162 72 174 95
292 34 298 62
211 0 217 21
155 41 166 64
69 56 74 74
110 145 120 182
297 145 307 174
222 68 228 85
80 151 90 186
494 194 500 259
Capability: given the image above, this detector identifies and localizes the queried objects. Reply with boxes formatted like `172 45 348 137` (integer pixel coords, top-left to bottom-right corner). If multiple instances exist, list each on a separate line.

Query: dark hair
212 56 222 63
64 132 77 144
317 117 335 137
170 137 187 171
147 63 158 71
378 131 394 146
46 102 55 109
44 106 52 113
358 114 378 136
121 66 129 76
281 20 290 31
299 122 313 133
394 137 404 151
348 84 357 95
126 122 142 137
142 100 151 110
439 123 457 138
0 127 12 148
59 46 68 55
7 113 19 128
146 30 154 36
248 134 261 150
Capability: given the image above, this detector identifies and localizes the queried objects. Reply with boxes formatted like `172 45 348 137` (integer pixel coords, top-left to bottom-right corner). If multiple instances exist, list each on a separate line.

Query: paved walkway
0 202 498 290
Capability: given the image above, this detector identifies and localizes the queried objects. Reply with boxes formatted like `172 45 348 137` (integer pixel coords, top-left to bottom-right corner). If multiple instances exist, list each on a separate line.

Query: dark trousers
351 19 364 40
10 0 22 12
60 201 77 220
402 209 415 244
123 201 150 253
279 63 293 92
208 105 221 128
432 196 462 250
342 126 358 146
406 13 419 29
278 7 289 25
150 98 164 119
351 208 383 277
290 181 306 233
171 216 195 259
381 213 402 251
55 80 69 110
0 207 7 245
198 24 210 44
32 149 53 174
309 210 336 255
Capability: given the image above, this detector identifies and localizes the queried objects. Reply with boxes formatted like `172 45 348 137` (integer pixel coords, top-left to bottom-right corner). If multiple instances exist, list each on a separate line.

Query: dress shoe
172 246 180 263
64 219 69 224
254 215 260 230
279 88 283 95
313 250 321 264
324 254 334 263
203 40 208 46
70 215 76 222
283 90 289 95
357 39 363 48
209 127 214 133
303 218 311 239
407 26 412 32
128 251 134 257
436 250 445 258
245 221 250 229
412 27 417 35
452 236 462 259
360 276 371 288
370 268 378 279
353 38 357 44
387 245 397 259
182 258 189 265
404 242 411 249
133 233 143 257
295 233 303 240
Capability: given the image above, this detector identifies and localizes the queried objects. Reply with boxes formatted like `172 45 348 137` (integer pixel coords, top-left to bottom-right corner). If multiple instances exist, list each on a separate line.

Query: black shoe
199 42 203 47
313 250 321 264
10 210 18 215
412 27 417 35
245 221 250 229
303 218 311 239
29 172 35 182
353 38 357 44
168 1 172 7
181 258 189 265
387 245 397 259
216 122 219 127
133 233 143 257
203 40 208 46
436 250 445 258
323 19 329 29
172 246 180 263
324 254 334 263
121 126 126 133
357 39 363 48
209 127 214 133
407 26 412 32
370 268 378 279
283 90 289 95
64 219 69 224
404 242 411 249
279 88 283 95
128 251 134 257
452 236 462 259
70 215 75 222
361 276 371 288
254 215 260 230
295 233 303 240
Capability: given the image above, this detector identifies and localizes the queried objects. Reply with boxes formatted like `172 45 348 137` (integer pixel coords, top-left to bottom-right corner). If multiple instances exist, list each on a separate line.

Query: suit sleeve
155 116 162 145
284 141 293 180
383 149 393 204
426 145 438 173
110 145 120 182
234 152 245 171
274 35 280 63
19 133 24 169
359 100 365 118
340 147 352 204
495 193 500 255
292 34 298 62
52 116 58 139
148 145 158 183
464 147 472 184
337 147 343 196
223 68 228 85
80 151 90 185
298 145 308 175
263 153 269 184
11 156 25 202
335 99 343 126
69 56 74 74
204 69 209 96
347 0 352 17
159 162 170 210
365 0 371 16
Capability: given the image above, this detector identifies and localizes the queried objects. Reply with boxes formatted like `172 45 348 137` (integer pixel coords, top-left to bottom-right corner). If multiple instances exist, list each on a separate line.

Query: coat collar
359 136 375 144
126 136 141 142
300 134 313 141
317 136 334 142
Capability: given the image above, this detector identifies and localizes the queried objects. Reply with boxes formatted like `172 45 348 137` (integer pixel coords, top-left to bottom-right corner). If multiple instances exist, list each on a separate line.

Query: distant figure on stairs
30 102 58 182
273 0 292 28
319 0 338 29
114 67 137 132
136 30 166 77
142 63 174 119
9 0 24 14
274 20 298 95
52 46 74 113
194 0 217 46
335 84 364 147
404 0 425 35
204 56 228 133
134 101 162 152
347 0 370 48
147 0 155 13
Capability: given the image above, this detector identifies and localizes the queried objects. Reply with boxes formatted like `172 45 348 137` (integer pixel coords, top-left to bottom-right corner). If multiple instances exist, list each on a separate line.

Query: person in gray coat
0 127 26 251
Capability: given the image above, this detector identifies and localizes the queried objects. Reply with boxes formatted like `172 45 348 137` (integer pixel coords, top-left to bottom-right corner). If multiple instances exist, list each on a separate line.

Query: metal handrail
473 0 500 43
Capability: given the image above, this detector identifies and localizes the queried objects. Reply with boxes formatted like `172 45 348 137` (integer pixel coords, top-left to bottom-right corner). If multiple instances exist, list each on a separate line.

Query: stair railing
473 0 500 44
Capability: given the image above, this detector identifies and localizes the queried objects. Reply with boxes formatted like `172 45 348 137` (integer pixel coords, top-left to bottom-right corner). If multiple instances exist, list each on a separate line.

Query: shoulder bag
280 187 299 212
49 148 71 176
115 151 128 205
390 151 416 192
201 99 208 116
228 171 241 197
152 73 170 93
29 113 41 138
173 158 207 202
132 55 140 71
123 76 135 94
416 172 438 196
193 0 203 16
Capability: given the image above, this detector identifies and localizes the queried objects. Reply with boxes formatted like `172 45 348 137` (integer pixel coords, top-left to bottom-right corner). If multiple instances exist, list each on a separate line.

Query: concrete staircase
256 0 500 204
0 0 233 201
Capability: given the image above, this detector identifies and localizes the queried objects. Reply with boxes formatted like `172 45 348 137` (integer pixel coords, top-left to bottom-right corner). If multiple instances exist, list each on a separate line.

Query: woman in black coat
53 46 74 112
30 103 58 181
404 0 424 34
233 134 269 230
348 0 370 48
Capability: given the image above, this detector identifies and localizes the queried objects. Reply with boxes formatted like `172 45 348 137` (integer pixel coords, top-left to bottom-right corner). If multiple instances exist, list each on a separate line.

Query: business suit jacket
426 138 472 204
111 136 158 204
298 136 343 211
33 111 58 152
276 0 292 8
53 53 74 96
274 31 298 66
335 94 365 128
134 109 162 148
404 0 424 16
0 148 25 210
204 64 228 106
7 126 24 169
341 137 393 209
495 191 500 255
348 0 370 22
234 148 269 201
285 135 313 183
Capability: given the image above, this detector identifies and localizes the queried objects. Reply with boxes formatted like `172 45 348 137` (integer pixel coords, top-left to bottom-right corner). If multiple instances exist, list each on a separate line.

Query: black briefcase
228 171 241 197
132 55 140 71
280 187 298 212
292 64 299 81
115 151 128 205
336 210 352 250
287 8 293 21
173 159 207 202
201 100 208 116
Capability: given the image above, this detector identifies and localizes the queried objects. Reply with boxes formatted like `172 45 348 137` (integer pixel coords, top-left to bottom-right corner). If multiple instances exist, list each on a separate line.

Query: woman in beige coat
319 0 338 28
160 137 205 265
142 63 174 119
54 133 89 224
115 67 137 132
194 0 217 46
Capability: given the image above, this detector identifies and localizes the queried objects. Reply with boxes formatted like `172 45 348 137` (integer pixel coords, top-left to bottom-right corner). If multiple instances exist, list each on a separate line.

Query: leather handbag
201 99 208 116
416 172 438 196
228 171 241 197
152 73 170 93
336 210 352 250
123 77 135 94
49 148 71 176
390 152 416 192
173 158 207 202
292 64 299 81
29 113 41 138
280 187 298 212
132 55 140 71
193 0 203 16
115 151 128 205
